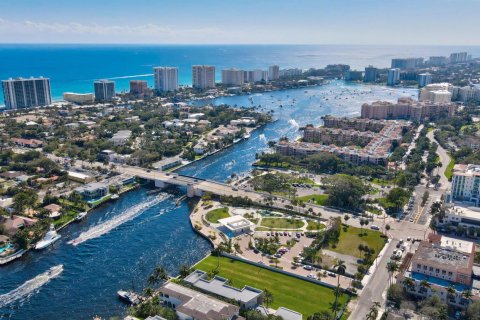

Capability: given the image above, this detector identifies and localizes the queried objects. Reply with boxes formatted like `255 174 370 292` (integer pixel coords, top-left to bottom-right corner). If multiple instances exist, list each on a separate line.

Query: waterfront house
158 282 241 320
184 270 263 309
43 204 62 218
75 182 109 202
0 215 38 236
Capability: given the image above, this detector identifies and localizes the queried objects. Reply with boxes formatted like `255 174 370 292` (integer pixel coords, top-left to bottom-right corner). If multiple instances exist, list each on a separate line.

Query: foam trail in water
69 194 170 246
259 134 267 144
107 73 153 80
288 119 300 129
0 265 63 308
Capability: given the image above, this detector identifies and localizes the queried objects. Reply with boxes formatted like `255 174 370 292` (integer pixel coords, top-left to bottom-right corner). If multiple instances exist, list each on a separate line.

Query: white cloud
0 18 230 42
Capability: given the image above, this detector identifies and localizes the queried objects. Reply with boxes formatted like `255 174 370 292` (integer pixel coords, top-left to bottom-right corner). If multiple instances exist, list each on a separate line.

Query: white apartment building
2 77 52 109
450 164 480 206
418 73 432 88
268 65 280 80
387 68 400 86
221 68 244 86
154 67 178 92
245 69 268 83
458 85 480 102
192 65 215 90
419 83 454 103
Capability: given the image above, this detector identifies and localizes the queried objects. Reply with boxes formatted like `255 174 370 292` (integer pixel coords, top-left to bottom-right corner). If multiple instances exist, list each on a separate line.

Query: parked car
303 265 313 271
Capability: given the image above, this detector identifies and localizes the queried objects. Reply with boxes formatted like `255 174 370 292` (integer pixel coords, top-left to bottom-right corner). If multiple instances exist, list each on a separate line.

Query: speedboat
35 224 61 250
111 194 119 200
244 134 251 139
76 211 87 221
117 290 143 305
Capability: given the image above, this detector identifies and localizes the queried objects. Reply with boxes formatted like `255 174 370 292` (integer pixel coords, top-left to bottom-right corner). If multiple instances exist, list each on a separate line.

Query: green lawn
327 225 387 259
260 217 304 229
445 154 455 181
306 220 325 231
205 207 230 223
195 256 348 318
298 194 329 206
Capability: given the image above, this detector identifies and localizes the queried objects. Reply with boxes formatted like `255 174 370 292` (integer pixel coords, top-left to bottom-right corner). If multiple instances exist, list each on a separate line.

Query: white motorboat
117 290 143 305
76 211 87 221
111 194 119 200
35 224 61 250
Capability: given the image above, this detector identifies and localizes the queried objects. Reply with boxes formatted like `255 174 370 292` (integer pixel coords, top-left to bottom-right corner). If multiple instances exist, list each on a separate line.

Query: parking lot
236 232 353 289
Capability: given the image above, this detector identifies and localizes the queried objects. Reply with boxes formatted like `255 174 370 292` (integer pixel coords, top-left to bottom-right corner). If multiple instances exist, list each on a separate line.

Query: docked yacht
35 224 61 250
111 194 119 200
75 211 87 221
117 290 143 305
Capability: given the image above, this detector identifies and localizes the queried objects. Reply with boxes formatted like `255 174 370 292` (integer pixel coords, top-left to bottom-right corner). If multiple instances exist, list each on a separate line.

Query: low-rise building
0 215 37 236
11 137 43 148
398 234 478 309
75 182 109 201
158 282 241 320
218 215 255 236
184 270 263 309
110 130 132 146
63 92 95 105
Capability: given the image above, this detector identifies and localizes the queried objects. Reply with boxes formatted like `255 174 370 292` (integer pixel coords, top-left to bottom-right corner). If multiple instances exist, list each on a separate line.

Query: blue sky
0 0 479 45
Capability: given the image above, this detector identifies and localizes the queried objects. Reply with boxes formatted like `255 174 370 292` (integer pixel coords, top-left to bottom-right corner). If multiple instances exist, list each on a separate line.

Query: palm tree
179 265 192 278
402 277 415 292
462 289 473 303
333 259 346 320
386 261 399 286
419 280 430 295
367 301 381 320
147 266 168 287
263 289 274 309
446 284 456 302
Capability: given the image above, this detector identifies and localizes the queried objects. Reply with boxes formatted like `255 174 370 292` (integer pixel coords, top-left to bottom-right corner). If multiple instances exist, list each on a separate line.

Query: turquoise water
410 272 469 292
0 244 13 254
0 46 424 319
1 44 479 103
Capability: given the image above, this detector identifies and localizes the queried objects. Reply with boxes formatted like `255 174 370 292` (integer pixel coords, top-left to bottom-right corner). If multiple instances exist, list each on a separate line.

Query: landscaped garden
298 194 329 206
326 224 387 259
205 207 230 223
195 255 349 318
260 217 304 230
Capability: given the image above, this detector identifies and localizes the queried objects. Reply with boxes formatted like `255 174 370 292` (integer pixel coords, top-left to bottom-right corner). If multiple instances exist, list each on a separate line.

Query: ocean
0 44 479 103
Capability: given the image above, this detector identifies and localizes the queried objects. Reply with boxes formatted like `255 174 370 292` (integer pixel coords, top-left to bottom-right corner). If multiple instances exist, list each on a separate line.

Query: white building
154 67 179 92
63 92 95 105
441 204 480 235
110 130 132 146
192 65 215 90
245 69 268 83
268 65 280 80
387 68 400 86
450 164 480 207
419 83 454 103
458 85 480 103
2 77 52 109
221 68 244 86
279 68 303 78
159 282 240 320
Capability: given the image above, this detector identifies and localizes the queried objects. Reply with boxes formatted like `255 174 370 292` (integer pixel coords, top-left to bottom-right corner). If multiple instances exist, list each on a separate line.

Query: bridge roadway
115 164 265 200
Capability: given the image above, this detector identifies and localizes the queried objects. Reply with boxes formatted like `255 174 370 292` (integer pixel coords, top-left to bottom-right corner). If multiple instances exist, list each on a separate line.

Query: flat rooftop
184 270 262 303
218 215 254 231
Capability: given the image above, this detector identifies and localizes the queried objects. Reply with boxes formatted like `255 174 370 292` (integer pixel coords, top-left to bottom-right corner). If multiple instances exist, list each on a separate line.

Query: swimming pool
0 243 13 254
409 272 470 292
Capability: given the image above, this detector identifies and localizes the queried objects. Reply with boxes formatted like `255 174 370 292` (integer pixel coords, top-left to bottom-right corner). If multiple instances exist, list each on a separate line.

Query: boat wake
107 73 153 80
0 265 63 308
69 194 170 246
288 119 299 129
259 134 267 144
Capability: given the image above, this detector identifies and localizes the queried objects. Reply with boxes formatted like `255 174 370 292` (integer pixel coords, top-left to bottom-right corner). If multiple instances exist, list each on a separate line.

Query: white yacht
75 211 87 221
35 224 61 250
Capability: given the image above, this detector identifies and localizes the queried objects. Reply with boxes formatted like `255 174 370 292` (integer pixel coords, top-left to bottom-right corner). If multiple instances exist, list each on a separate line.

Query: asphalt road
427 129 450 189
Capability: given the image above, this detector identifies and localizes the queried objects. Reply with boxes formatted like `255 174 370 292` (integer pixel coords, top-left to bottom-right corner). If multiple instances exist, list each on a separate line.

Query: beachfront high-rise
192 65 215 90
222 68 244 86
130 80 149 95
154 67 179 92
387 68 400 86
268 65 280 80
363 66 378 83
94 80 115 102
2 77 52 110
417 73 432 88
